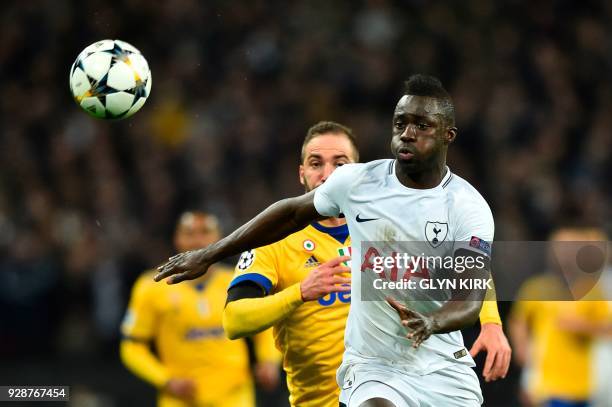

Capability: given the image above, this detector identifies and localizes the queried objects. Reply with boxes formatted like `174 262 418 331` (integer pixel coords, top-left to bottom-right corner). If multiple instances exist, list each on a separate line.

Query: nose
321 163 335 182
399 124 417 142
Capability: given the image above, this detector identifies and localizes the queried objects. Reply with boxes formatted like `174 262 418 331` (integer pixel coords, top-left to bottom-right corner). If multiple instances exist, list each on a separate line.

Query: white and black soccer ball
237 250 256 270
69 39 152 120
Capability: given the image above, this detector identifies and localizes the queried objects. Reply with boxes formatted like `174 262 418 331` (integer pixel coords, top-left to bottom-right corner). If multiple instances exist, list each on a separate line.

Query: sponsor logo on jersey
469 236 491 256
425 221 448 248
303 239 316 251
318 286 351 306
237 250 255 270
304 255 320 268
356 213 379 223
184 326 225 341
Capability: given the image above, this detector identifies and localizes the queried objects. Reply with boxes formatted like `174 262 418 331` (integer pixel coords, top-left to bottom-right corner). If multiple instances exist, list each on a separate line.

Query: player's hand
154 249 211 284
254 361 280 392
386 296 436 348
469 323 511 382
165 378 196 400
300 256 351 301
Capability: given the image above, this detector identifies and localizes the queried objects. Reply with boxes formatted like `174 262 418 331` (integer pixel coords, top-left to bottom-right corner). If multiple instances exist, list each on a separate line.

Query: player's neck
395 160 447 189
317 217 346 228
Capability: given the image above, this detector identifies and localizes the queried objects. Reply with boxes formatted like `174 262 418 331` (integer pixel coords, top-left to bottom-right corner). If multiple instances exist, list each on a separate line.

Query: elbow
223 303 246 340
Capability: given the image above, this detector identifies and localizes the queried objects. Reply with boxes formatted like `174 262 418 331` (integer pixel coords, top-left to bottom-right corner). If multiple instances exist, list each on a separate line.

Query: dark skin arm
387 250 488 348
155 191 322 284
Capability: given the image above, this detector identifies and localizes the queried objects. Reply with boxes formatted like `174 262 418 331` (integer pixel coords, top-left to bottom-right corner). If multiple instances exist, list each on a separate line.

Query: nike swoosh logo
356 214 379 223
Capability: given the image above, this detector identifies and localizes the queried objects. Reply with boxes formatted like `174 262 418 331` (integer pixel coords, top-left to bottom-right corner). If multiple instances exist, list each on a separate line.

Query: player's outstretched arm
155 191 322 284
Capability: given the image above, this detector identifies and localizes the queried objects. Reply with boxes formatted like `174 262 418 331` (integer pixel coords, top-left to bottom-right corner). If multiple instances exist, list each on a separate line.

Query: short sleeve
121 273 158 341
229 244 280 295
453 197 495 258
313 163 358 217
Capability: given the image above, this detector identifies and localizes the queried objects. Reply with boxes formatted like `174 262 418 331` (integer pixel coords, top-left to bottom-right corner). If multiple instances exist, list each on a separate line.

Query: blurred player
156 75 502 406
509 226 611 407
121 212 280 407
222 121 510 407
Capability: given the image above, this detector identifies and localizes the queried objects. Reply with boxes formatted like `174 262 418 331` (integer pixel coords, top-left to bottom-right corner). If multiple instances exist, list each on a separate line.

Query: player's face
299 133 355 192
174 214 220 252
390 95 456 171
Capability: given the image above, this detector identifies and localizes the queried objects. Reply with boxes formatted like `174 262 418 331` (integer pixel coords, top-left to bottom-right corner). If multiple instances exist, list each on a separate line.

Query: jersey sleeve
454 198 495 243
313 163 358 217
452 197 495 261
121 273 158 341
229 244 280 295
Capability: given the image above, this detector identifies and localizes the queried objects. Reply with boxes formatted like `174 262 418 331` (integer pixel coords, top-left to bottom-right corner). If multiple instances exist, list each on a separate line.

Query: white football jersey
314 159 494 375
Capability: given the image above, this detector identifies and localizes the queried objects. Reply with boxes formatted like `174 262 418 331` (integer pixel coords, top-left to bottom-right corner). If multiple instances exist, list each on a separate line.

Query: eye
335 161 348 167
417 123 430 130
394 121 405 130
310 161 321 168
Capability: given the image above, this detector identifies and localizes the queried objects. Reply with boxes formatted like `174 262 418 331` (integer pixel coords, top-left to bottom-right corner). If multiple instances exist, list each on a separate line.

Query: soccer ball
69 39 152 120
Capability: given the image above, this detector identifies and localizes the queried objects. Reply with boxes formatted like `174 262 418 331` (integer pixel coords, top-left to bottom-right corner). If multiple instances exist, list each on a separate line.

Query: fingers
406 327 429 348
329 284 351 293
487 347 511 381
329 265 351 275
500 348 511 379
482 350 498 382
168 271 196 285
469 340 484 358
154 262 181 282
322 256 351 268
331 276 351 285
386 296 405 314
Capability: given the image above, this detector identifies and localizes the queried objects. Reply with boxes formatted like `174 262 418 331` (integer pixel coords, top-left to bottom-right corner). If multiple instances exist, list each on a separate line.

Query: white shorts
338 362 482 407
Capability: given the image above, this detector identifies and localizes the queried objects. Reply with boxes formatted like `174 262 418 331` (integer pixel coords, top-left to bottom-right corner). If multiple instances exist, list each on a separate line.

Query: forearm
430 299 483 334
120 340 170 388
479 286 502 325
223 283 304 339
208 194 320 263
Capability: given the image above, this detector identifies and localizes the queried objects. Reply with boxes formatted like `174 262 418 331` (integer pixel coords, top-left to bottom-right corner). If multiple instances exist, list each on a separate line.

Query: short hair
175 211 220 233
404 74 455 127
301 121 359 162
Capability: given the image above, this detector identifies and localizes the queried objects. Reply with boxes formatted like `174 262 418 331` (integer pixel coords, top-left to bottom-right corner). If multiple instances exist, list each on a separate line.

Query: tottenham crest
425 222 448 248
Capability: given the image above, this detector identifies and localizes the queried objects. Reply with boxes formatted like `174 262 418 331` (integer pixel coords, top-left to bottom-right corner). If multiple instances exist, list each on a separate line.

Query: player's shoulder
361 159 395 174
329 159 390 179
443 170 492 214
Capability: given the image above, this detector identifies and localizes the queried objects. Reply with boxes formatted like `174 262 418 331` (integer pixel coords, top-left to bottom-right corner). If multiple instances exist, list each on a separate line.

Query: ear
299 164 305 186
446 127 457 144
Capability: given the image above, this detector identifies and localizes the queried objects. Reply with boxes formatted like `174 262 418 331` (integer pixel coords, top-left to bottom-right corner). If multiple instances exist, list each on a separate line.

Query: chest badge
425 222 448 248
303 239 316 251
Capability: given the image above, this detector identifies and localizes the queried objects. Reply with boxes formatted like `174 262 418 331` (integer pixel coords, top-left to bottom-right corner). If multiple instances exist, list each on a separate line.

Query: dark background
1 0 610 405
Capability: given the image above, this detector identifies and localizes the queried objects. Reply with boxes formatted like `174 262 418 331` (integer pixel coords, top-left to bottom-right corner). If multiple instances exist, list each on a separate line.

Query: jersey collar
310 222 349 244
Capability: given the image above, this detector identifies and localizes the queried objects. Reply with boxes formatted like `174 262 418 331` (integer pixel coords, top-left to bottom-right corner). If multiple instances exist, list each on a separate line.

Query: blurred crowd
0 0 610 377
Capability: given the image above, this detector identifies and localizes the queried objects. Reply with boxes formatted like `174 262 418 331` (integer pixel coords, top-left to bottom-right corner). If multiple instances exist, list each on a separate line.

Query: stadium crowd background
0 0 610 405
